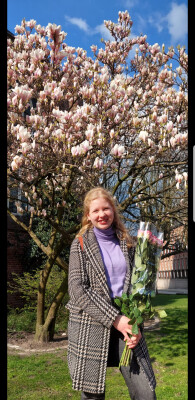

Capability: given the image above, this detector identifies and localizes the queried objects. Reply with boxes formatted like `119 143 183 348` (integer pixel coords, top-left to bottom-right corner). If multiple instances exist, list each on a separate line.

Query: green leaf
133 307 140 318
136 316 143 324
122 293 128 300
157 309 167 318
114 298 121 308
132 322 139 335
129 317 136 325
134 282 144 290
138 304 145 313
121 303 129 316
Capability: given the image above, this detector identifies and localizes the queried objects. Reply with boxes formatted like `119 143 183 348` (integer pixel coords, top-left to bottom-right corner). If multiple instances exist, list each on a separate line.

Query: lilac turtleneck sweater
93 226 127 298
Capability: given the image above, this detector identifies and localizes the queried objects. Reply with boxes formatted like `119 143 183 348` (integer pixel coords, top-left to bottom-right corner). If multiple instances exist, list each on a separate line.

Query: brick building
156 225 188 292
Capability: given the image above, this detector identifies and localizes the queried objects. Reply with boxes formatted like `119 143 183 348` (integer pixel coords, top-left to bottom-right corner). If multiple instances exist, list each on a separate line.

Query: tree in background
7 11 188 341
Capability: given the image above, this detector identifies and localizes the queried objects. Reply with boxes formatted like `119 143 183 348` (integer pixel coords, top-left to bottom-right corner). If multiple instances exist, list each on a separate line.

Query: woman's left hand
125 330 142 349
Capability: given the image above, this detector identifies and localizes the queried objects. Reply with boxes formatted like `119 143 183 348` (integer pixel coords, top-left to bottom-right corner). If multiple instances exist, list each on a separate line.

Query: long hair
76 187 135 248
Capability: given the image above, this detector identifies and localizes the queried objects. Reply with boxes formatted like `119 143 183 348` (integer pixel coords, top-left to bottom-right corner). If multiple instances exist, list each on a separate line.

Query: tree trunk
34 273 68 342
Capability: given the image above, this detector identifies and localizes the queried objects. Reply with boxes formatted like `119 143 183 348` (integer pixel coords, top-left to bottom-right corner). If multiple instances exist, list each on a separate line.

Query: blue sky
8 0 188 58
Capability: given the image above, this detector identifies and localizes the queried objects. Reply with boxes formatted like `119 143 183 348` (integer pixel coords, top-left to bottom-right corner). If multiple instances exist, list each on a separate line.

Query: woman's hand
125 330 142 349
112 315 142 349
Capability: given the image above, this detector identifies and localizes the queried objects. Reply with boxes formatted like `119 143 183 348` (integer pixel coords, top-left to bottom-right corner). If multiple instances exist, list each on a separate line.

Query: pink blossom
21 142 30 154
12 85 32 103
176 173 183 183
170 137 176 147
166 121 174 132
149 156 155 165
17 126 31 142
139 130 148 142
15 25 25 34
148 138 154 147
26 19 37 29
176 182 180 189
110 129 115 139
111 144 125 157
11 155 23 171
31 49 45 63
93 157 103 169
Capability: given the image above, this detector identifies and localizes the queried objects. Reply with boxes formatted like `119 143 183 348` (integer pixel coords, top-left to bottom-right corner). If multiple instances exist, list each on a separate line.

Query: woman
66 187 157 400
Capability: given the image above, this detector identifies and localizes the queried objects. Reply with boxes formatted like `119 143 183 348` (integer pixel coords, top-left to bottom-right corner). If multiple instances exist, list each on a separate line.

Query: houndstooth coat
66 228 156 394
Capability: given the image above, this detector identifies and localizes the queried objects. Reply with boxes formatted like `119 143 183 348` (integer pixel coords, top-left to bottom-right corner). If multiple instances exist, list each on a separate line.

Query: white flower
149 156 155 165
111 144 125 157
93 157 103 169
139 130 148 142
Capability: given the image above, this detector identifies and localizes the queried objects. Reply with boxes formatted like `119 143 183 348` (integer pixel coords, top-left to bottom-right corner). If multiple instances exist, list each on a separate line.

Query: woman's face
87 197 115 230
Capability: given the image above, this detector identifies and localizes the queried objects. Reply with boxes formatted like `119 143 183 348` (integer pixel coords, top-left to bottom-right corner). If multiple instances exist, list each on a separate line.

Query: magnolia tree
7 11 188 341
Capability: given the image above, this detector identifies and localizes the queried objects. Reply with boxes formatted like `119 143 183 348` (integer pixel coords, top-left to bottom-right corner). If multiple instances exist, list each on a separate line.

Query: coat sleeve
67 238 120 329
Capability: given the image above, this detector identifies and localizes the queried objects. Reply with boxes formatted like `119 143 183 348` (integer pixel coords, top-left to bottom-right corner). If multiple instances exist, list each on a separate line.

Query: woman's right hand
112 315 133 342
113 315 141 348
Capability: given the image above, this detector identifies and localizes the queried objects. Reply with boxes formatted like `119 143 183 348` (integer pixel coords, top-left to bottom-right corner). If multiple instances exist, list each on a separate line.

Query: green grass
8 294 188 400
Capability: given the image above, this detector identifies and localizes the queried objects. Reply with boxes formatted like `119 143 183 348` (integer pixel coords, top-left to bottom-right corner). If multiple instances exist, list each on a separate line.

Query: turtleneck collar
93 225 117 241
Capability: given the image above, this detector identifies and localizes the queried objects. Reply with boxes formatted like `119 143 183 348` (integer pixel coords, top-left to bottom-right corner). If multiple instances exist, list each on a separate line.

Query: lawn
7 294 188 399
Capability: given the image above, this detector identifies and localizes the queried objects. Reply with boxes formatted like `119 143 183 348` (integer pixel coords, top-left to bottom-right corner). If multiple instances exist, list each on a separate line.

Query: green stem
119 343 131 368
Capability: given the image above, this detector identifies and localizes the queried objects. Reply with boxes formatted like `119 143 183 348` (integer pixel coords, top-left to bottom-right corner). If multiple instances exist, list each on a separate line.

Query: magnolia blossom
139 130 148 142
110 129 115 139
85 124 95 140
111 144 125 157
71 140 92 156
149 156 155 165
93 157 103 169
11 155 23 171
7 12 188 232
12 85 32 103
16 126 31 142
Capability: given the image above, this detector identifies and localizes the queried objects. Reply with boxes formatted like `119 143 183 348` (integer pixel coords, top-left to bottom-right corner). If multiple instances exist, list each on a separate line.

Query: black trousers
81 327 157 400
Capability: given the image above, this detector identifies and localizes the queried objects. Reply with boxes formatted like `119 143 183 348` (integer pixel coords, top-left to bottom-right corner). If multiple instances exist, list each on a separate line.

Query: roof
7 30 15 41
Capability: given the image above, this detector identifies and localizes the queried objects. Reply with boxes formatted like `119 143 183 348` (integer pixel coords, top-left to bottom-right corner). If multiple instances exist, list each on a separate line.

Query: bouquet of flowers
114 221 167 367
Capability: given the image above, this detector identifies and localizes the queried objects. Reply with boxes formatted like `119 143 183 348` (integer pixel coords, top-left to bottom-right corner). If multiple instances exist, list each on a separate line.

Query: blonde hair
76 187 135 248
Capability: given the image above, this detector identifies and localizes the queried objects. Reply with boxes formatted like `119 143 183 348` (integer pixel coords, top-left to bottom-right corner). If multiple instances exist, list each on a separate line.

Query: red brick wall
7 215 30 308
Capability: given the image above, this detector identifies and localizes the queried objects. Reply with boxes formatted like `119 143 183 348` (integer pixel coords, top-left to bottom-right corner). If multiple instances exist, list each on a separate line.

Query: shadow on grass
144 307 188 360
151 294 187 308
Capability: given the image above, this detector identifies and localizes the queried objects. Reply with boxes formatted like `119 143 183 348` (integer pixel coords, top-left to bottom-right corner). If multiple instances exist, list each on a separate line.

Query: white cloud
165 2 188 44
64 16 114 41
122 0 140 8
64 16 89 33
148 13 165 33
147 2 187 45
94 23 114 41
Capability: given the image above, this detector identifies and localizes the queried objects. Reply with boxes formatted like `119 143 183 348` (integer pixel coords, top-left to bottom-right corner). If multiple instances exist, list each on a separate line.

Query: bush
7 307 37 332
8 265 70 333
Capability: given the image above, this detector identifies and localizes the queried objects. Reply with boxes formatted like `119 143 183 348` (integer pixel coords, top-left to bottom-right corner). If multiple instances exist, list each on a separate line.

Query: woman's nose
99 210 105 217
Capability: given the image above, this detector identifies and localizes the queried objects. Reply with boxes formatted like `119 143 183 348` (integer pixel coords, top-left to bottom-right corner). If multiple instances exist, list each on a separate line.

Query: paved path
157 289 188 295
